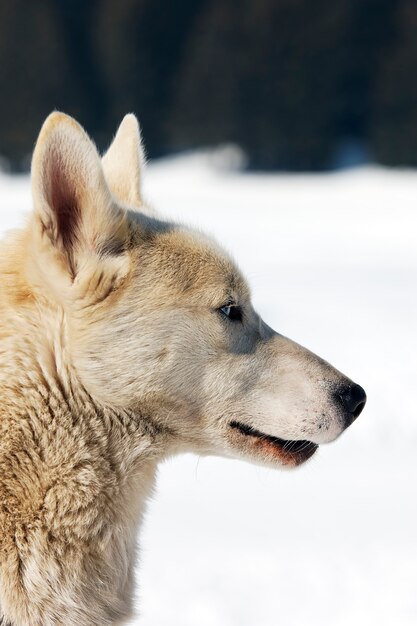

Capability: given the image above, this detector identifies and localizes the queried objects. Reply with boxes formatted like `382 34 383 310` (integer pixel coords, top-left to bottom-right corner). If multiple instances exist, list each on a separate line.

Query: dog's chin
228 421 318 468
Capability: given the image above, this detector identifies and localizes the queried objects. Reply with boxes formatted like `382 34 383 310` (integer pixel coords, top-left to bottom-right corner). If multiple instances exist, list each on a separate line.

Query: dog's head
28 112 366 468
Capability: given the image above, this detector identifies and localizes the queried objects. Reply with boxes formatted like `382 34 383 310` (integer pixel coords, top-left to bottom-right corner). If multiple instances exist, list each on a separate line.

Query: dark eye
219 304 243 322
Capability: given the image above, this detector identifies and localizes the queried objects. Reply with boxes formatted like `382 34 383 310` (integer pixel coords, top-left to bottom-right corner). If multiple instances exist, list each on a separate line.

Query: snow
1 155 416 625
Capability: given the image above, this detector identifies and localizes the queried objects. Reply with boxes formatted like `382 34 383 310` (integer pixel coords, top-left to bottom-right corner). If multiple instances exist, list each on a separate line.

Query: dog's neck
0 231 167 625
0 231 164 485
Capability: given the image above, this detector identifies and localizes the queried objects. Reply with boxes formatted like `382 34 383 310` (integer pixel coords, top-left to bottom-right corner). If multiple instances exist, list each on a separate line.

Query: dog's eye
219 304 243 322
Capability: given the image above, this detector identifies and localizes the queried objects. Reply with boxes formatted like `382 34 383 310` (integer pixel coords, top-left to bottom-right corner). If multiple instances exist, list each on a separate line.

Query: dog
0 112 366 625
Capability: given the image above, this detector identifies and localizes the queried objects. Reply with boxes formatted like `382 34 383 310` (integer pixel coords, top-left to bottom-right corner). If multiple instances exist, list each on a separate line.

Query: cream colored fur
0 113 363 625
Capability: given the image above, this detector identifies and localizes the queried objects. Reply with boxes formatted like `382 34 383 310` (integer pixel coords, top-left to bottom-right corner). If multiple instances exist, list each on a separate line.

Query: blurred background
1 0 417 171
1 2 416 626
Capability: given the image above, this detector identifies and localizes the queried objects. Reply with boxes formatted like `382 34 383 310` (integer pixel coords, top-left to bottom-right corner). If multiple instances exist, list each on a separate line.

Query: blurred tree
0 0 416 171
334 0 395 142
0 0 74 169
95 0 204 155
169 0 396 170
53 0 109 136
370 0 417 166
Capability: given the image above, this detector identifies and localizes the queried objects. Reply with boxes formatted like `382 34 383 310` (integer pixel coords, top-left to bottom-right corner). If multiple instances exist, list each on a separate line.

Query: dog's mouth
229 420 318 466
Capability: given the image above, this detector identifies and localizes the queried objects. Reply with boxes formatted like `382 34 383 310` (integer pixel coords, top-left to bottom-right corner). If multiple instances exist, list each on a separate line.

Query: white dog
0 112 366 625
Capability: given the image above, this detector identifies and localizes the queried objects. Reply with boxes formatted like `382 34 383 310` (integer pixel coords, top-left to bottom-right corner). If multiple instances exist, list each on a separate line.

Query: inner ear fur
31 111 129 281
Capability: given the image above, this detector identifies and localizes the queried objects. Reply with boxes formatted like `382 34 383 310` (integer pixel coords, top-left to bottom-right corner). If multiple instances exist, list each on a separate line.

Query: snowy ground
1 155 416 625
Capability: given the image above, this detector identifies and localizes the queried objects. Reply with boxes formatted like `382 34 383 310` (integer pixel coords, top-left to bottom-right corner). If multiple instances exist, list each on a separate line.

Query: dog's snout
338 383 366 426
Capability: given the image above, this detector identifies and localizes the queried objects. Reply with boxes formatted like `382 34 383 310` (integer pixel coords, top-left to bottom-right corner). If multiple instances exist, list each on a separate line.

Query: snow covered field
1 156 416 625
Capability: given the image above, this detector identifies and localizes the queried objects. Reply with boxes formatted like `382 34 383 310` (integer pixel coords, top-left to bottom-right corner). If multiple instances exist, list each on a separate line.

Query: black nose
338 383 366 426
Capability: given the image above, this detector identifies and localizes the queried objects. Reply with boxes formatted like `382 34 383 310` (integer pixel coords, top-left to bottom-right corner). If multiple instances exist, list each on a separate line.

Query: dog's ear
31 111 129 281
102 113 145 208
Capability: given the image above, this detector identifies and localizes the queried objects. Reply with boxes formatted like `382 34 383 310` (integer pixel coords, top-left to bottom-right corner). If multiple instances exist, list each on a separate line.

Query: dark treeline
0 0 416 171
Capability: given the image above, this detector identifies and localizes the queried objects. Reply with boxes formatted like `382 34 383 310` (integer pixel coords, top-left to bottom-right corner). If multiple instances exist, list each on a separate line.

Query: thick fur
0 113 363 625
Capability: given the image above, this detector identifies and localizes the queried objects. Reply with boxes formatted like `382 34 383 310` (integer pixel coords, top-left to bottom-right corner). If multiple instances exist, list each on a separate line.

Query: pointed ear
31 112 128 279
102 113 146 207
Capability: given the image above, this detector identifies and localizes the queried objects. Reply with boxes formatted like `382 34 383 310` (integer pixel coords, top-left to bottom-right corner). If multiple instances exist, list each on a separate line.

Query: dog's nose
338 383 366 426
